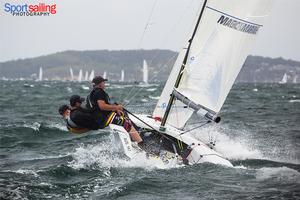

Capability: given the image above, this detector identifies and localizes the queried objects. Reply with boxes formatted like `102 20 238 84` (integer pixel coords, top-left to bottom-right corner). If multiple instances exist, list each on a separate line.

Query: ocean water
0 80 299 200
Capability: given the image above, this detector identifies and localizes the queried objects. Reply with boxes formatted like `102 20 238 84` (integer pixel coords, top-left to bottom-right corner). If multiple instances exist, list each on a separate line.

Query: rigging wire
177 121 211 136
194 112 217 146
137 0 158 49
120 0 200 107
115 0 158 104
122 54 177 106
124 108 175 144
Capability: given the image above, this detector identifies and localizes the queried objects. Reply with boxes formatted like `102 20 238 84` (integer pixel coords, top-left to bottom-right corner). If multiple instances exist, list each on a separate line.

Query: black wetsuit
86 88 111 127
86 87 134 131
70 107 99 130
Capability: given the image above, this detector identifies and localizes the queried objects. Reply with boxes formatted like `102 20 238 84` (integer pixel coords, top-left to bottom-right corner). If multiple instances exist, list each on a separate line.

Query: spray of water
68 137 181 170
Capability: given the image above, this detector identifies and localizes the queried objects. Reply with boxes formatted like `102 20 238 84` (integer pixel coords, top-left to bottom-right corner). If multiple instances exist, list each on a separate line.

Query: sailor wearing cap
58 94 99 133
86 75 145 146
58 104 89 133
69 95 99 131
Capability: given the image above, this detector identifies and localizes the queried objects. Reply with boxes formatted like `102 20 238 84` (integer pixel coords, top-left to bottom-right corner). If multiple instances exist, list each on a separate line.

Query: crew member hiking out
58 104 89 134
69 95 99 130
86 76 145 147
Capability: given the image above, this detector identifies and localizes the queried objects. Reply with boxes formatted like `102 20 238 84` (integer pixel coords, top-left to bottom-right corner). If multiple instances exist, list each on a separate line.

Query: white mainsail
89 70 95 81
85 71 89 81
120 70 125 82
78 69 83 82
293 75 297 84
38 67 43 81
70 68 74 81
156 0 272 129
103 71 107 79
279 73 287 84
143 60 149 84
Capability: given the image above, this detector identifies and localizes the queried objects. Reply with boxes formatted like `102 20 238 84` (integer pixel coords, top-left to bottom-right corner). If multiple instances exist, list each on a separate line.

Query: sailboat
38 67 43 81
89 70 95 81
279 73 288 84
293 75 297 84
78 69 83 82
136 60 151 86
103 71 107 79
84 71 89 81
70 68 74 81
142 60 148 84
120 70 125 82
110 0 272 167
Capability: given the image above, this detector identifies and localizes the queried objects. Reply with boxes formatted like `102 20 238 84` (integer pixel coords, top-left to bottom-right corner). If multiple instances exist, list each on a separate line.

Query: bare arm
97 100 123 111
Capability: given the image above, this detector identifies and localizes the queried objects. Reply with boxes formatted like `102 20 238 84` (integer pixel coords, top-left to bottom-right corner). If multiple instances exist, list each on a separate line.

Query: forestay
153 0 272 129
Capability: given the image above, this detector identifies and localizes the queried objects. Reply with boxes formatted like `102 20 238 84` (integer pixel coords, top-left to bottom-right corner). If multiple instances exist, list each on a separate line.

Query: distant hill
237 56 300 83
0 49 299 83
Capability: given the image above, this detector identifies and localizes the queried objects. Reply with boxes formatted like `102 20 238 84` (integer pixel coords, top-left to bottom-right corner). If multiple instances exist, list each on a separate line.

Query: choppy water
0 80 299 200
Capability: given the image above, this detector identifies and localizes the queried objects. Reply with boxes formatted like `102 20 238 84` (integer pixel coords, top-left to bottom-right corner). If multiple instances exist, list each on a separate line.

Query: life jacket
64 116 89 134
105 112 132 132
86 87 111 110
86 87 113 128
86 88 99 110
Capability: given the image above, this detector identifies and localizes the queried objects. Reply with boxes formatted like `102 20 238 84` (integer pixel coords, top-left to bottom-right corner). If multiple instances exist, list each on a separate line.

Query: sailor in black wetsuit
69 95 99 130
58 104 89 134
86 76 145 146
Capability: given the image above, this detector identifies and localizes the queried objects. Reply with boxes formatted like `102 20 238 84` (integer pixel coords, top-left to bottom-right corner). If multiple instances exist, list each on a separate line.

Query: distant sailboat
279 73 287 84
89 70 95 81
38 67 43 81
142 60 148 84
85 71 89 81
70 68 74 81
120 70 125 82
293 75 297 84
78 69 83 82
103 71 107 79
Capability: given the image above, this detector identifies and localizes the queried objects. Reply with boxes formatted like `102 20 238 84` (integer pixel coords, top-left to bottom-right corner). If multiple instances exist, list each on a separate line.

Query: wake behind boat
110 0 272 167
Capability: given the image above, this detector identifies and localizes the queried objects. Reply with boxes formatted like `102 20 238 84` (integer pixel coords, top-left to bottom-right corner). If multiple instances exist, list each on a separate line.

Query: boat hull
129 114 233 167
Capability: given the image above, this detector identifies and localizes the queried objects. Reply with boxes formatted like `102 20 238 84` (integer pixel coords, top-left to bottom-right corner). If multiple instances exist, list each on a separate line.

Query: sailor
58 104 89 134
69 95 100 130
86 76 145 146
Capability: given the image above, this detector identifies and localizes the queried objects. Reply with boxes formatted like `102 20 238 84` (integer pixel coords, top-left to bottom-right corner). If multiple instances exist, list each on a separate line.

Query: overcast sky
1 0 299 62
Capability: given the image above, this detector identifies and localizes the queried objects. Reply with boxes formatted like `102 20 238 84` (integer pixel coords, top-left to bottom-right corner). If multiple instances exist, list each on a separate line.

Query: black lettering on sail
217 15 260 35
217 15 228 25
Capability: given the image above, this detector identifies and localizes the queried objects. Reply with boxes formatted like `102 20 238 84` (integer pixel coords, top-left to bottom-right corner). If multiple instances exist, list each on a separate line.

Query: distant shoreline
0 49 299 83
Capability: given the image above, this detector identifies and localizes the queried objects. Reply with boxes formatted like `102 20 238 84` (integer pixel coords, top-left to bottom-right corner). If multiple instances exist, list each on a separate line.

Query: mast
161 0 208 127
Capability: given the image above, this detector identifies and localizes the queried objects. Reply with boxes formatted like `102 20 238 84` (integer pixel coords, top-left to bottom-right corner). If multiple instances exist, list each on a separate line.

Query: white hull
109 124 180 167
110 114 233 167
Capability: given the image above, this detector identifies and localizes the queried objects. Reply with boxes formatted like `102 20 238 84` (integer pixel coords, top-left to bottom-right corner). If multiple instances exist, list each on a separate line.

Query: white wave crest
47 123 68 131
23 122 41 131
190 124 300 165
191 125 264 161
289 99 300 103
149 95 160 100
256 167 300 182
15 169 39 177
68 139 180 170
146 88 157 92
